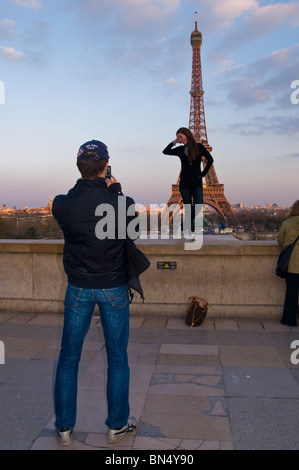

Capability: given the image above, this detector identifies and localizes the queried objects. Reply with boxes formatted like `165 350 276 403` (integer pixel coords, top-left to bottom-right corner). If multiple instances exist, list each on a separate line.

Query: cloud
209 0 258 28
118 0 180 25
253 46 296 75
0 17 50 67
0 19 17 39
70 0 180 33
0 46 23 61
217 44 299 109
65 0 186 86
227 76 270 107
221 115 299 136
251 1 299 29
252 46 299 107
280 153 299 159
165 78 176 85
159 77 180 95
24 18 50 45
218 2 299 51
253 115 299 135
8 0 42 9
209 51 244 75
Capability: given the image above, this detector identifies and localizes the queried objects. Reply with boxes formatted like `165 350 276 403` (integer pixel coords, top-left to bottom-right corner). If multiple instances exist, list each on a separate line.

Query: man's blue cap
77 140 110 161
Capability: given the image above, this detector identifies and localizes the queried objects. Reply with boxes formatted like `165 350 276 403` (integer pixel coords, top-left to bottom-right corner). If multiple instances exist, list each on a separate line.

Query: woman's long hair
288 200 299 218
176 127 198 163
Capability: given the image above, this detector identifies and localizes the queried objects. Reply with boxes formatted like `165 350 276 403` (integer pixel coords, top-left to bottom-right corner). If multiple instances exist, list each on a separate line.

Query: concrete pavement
0 312 299 450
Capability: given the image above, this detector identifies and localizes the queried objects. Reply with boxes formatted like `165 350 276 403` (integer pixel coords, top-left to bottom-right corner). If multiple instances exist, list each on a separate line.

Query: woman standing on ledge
277 199 299 327
163 127 214 232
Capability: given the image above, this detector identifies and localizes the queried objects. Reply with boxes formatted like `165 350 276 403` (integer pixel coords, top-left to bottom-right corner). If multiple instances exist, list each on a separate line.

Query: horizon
0 198 292 211
0 0 298 209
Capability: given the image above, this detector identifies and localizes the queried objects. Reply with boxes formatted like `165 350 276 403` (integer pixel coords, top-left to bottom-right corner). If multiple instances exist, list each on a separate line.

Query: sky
0 0 298 209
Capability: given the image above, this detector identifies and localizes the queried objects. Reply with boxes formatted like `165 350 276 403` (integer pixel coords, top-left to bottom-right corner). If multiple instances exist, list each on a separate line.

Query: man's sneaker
107 417 137 444
56 426 73 446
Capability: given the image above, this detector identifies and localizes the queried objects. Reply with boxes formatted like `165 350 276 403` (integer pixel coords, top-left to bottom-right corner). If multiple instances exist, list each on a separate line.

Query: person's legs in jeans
54 284 96 430
55 284 131 432
95 285 130 429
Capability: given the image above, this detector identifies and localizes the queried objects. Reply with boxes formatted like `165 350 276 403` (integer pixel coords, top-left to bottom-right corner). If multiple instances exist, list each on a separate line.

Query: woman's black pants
282 273 299 326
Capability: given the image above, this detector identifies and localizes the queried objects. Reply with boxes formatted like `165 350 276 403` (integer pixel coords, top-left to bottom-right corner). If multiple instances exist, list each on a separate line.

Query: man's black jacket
52 177 140 289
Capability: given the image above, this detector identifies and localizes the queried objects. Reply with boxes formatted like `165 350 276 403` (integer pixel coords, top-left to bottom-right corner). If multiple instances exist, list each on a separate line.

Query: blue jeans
54 283 130 430
180 186 203 230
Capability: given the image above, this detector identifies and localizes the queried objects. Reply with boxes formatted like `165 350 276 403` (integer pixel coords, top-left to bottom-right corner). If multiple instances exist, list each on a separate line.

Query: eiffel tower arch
167 13 237 227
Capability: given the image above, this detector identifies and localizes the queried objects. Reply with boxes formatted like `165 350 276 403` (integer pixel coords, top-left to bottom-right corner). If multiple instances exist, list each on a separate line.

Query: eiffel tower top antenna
189 11 209 148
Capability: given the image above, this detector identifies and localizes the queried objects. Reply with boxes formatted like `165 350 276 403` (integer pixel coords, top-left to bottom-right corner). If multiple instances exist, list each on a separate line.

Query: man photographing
52 139 139 445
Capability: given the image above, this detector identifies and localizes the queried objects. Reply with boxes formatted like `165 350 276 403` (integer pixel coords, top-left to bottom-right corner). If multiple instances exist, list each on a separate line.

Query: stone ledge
0 238 284 318
0 237 280 256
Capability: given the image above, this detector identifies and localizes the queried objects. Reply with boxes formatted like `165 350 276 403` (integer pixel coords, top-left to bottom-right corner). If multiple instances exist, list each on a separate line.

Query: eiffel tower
167 13 237 226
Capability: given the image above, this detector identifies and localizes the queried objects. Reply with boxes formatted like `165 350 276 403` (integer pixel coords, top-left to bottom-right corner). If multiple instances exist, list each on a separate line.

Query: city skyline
0 198 292 212
0 0 299 209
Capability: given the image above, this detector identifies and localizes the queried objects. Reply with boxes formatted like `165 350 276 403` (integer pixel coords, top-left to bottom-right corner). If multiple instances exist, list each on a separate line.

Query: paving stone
27 314 64 326
133 436 182 450
154 364 222 376
160 344 218 355
211 401 227 417
166 318 215 330
84 432 134 449
7 313 36 323
219 345 285 368
227 397 299 450
236 320 264 330
142 394 212 416
223 367 299 398
31 436 97 450
177 439 204 450
3 337 52 359
0 312 16 322
156 353 221 367
142 318 167 328
130 317 144 328
214 319 239 330
261 320 298 331
139 412 232 441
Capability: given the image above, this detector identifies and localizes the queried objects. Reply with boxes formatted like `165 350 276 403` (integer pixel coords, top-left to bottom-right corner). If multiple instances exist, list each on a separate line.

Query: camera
105 165 111 179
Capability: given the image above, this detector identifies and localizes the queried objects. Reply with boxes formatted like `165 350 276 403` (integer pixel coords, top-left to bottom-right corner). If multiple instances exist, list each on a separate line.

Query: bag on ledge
185 296 208 327
276 235 299 278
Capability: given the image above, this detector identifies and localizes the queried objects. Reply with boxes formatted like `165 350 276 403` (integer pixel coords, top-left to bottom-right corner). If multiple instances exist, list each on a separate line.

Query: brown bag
185 296 208 327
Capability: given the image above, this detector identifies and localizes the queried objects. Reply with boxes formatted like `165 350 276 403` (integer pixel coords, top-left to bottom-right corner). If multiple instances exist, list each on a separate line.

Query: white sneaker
56 426 72 446
107 417 137 443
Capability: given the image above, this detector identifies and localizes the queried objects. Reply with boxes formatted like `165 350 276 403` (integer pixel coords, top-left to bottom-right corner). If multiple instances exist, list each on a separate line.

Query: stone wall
0 237 285 319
